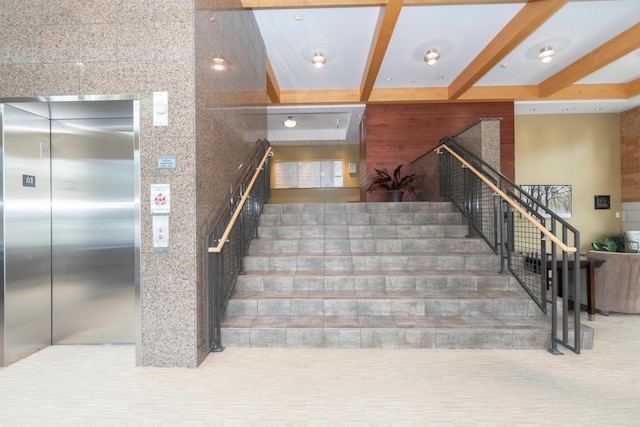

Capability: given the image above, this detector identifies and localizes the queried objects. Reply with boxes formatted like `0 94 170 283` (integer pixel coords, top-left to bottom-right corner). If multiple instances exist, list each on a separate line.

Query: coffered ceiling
243 0 640 144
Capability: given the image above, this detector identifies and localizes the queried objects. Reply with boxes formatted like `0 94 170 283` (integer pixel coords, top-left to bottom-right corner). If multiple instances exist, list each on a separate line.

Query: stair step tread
230 289 528 299
244 252 496 257
240 269 505 276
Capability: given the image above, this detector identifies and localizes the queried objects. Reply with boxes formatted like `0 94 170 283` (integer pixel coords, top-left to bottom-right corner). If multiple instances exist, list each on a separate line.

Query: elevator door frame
0 95 142 367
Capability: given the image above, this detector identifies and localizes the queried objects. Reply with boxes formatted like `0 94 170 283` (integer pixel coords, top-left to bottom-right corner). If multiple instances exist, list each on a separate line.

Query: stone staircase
221 202 593 350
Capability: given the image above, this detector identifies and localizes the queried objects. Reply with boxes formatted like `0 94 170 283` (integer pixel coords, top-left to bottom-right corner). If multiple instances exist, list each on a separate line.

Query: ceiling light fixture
537 46 555 63
211 57 226 71
283 116 298 128
311 52 326 68
424 48 440 66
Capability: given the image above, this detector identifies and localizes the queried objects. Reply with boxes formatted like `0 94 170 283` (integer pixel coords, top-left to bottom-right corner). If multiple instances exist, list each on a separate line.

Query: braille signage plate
157 156 177 169
23 175 36 187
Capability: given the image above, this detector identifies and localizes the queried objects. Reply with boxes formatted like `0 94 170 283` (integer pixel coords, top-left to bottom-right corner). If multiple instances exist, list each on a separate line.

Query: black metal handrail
204 139 272 352
436 138 582 355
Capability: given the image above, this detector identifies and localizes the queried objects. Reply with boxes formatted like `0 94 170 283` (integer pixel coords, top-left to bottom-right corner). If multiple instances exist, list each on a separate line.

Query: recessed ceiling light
424 48 440 66
595 107 603 111
437 76 444 80
283 116 297 128
562 107 570 112
529 108 536 112
537 46 556 63
311 52 326 68
385 77 392 81
295 14 302 21
210 57 226 71
500 63 510 68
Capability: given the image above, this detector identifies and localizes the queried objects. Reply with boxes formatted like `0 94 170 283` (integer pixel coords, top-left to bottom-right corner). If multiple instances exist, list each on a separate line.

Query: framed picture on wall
594 195 610 210
520 184 572 218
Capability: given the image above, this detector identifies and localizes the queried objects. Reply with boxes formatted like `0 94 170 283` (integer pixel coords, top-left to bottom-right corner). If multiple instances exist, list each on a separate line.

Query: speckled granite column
454 118 501 170
193 1 267 364
0 0 266 367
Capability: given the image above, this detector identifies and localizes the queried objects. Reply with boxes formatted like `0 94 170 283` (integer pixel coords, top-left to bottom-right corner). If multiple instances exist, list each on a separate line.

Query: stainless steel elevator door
51 116 135 344
2 105 52 364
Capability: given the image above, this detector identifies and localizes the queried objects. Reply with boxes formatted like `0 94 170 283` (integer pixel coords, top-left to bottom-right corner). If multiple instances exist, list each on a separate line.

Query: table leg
587 263 596 321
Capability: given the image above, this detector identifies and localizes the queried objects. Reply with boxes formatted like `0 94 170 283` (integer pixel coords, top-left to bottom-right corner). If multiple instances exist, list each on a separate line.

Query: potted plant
592 232 625 252
366 164 419 202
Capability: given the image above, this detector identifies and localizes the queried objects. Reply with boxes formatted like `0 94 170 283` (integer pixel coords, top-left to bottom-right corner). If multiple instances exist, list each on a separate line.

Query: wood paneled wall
361 102 514 201
621 106 640 203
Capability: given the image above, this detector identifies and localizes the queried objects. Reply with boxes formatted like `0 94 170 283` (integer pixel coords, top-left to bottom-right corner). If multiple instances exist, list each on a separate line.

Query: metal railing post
212 251 225 352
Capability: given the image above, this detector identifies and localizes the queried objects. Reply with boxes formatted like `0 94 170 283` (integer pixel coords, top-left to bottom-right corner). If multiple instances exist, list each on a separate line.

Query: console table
524 255 605 321
554 257 605 321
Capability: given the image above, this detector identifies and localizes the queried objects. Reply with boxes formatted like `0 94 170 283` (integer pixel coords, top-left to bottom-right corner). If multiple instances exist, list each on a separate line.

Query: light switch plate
153 91 168 126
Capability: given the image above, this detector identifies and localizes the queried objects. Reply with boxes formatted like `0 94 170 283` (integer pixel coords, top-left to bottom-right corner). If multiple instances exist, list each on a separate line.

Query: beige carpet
1 312 639 426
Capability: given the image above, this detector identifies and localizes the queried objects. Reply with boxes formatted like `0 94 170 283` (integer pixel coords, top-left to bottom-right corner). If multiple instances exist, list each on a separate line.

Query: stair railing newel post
548 220 560 355
573 231 581 354
495 191 505 274
238 187 246 276
212 247 225 352
462 163 473 238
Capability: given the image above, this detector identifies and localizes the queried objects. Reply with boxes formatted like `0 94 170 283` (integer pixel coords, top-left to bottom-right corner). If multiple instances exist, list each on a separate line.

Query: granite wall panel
0 0 266 368
193 2 268 362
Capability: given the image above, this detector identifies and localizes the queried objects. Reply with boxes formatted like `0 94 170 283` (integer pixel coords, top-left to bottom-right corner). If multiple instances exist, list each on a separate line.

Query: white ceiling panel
377 3 524 88
578 48 640 84
479 0 640 86
253 7 381 90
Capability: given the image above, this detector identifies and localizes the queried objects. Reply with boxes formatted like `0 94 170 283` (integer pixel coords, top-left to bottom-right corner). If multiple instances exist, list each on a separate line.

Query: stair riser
226 298 532 317
243 254 501 272
221 328 593 350
262 202 458 216
236 274 519 292
258 225 469 239
249 238 489 255
259 212 464 227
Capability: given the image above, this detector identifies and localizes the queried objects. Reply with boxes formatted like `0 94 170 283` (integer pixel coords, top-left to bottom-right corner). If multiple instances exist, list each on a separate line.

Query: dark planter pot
388 190 404 202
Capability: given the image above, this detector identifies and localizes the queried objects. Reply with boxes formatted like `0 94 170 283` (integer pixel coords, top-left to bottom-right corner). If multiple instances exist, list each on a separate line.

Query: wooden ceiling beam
241 0 525 8
448 0 567 100
539 22 640 98
278 89 361 104
627 77 640 98
543 84 628 100
241 0 384 8
266 57 281 104
275 82 633 104
359 0 404 102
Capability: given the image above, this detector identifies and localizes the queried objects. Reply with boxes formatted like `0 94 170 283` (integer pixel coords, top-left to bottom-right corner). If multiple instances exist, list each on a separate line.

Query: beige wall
515 114 622 253
269 144 360 203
